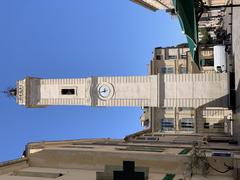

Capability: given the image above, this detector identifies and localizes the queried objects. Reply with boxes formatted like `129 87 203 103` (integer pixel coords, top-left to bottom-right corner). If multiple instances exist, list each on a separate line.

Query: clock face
97 83 114 100
98 84 111 98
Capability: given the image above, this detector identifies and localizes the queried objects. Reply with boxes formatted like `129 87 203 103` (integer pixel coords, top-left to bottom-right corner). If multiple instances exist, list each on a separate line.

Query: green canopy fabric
172 0 199 67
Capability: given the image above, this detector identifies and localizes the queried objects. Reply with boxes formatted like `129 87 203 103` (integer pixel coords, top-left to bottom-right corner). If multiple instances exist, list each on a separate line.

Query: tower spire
2 87 17 98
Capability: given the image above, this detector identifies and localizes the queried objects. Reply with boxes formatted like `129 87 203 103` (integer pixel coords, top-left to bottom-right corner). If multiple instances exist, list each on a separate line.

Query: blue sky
0 0 185 162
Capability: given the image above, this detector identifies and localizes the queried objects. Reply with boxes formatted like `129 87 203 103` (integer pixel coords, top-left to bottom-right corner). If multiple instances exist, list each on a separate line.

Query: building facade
130 0 231 12
150 44 199 75
0 139 238 179
139 45 232 136
130 0 174 11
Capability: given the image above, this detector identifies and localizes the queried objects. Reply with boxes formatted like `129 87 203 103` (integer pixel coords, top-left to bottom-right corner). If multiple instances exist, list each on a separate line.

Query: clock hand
100 89 107 93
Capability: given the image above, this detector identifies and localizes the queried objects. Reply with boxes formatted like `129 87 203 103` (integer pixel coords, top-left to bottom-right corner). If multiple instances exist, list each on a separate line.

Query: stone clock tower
16 73 229 108
16 76 158 108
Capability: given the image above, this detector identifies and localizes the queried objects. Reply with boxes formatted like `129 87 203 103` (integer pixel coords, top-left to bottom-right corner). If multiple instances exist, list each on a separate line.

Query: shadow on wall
233 78 240 143
199 95 230 108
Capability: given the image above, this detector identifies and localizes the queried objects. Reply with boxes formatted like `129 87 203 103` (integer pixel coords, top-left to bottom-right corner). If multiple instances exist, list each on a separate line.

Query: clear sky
0 0 185 162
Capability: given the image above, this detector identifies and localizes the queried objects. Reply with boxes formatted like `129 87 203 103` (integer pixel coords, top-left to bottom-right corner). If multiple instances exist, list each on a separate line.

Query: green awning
172 0 199 67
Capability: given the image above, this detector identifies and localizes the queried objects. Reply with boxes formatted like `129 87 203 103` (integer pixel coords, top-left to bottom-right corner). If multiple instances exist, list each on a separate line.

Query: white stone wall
18 76 158 107
130 0 174 11
38 78 90 106
17 73 229 108
95 76 158 107
161 73 229 107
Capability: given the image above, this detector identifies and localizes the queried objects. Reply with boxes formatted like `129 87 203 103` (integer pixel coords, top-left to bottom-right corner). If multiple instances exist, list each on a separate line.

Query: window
160 68 166 73
61 88 75 95
160 67 175 74
62 145 94 149
204 122 224 129
161 118 174 131
181 118 194 131
12 171 63 178
213 122 224 128
116 146 164 153
167 55 177 60
156 55 162 60
162 107 174 111
205 59 214 66
180 54 187 59
201 59 214 66
204 122 209 129
179 67 187 74
179 107 194 111
143 119 150 127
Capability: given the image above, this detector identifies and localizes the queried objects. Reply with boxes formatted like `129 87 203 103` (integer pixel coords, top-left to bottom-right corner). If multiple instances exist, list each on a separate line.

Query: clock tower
16 73 229 108
16 76 158 108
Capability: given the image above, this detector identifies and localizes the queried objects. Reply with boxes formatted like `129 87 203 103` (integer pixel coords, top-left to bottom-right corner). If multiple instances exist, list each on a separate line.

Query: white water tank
214 45 226 72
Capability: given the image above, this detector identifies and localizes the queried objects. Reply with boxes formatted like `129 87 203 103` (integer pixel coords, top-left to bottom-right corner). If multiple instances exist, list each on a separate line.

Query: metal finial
2 87 17 98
